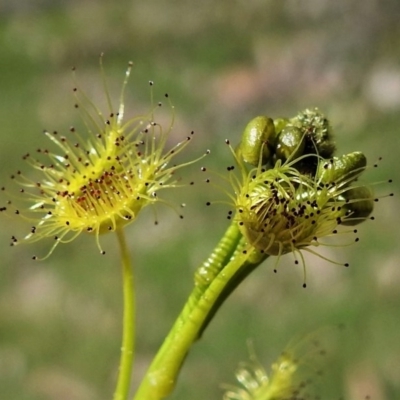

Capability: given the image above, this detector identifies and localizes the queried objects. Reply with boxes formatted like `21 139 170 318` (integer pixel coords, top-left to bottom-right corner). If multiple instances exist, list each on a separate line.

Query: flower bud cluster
229 109 384 269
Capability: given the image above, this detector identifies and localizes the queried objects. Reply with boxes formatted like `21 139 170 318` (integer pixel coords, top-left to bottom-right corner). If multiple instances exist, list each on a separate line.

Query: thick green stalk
114 228 136 400
134 223 267 400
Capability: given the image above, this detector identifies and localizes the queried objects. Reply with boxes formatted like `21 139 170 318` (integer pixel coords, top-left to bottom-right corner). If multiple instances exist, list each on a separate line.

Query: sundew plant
0 59 393 400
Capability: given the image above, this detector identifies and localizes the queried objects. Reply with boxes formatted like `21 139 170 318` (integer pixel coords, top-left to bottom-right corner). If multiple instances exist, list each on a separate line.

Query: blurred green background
0 1 399 399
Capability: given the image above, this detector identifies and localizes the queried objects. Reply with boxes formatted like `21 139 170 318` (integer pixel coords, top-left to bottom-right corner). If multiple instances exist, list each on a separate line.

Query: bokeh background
0 1 399 399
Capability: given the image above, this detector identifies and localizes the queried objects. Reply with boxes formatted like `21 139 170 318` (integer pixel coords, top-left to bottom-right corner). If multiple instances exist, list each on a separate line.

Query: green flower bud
273 117 289 135
316 152 367 185
274 125 305 163
340 186 374 226
236 116 276 166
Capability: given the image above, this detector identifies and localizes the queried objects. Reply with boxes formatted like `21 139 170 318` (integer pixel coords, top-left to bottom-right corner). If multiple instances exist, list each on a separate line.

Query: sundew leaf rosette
1 59 205 259
234 152 371 258
222 327 344 400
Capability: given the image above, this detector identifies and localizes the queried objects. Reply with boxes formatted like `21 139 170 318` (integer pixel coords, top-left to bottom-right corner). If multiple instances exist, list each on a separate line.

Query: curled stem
114 227 136 400
134 222 267 400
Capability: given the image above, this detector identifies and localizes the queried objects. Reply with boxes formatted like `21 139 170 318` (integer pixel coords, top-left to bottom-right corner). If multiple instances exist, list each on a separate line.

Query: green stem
134 225 265 400
113 227 135 400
